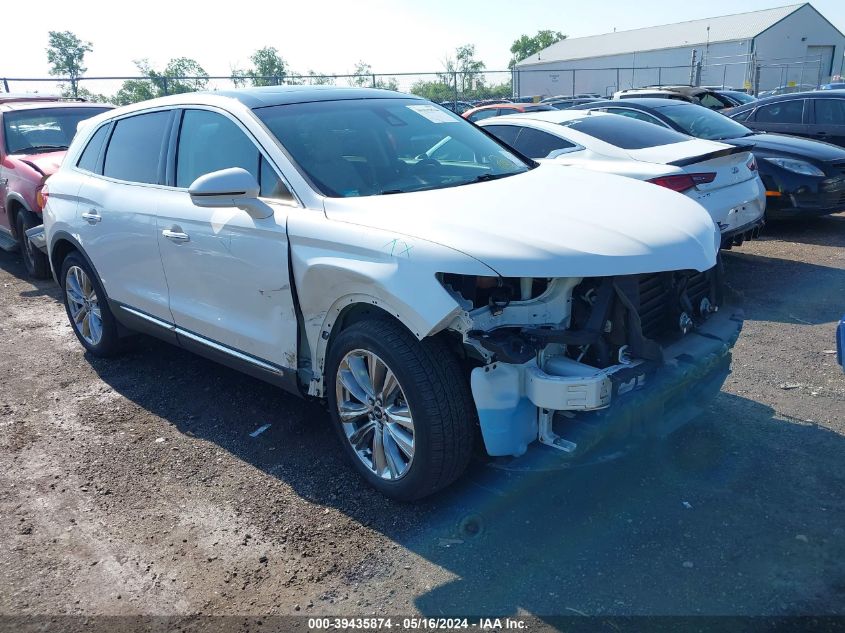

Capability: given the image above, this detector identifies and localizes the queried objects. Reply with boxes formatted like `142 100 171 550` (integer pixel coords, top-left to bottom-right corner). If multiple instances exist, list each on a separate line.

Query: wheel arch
5 194 32 240
49 231 96 287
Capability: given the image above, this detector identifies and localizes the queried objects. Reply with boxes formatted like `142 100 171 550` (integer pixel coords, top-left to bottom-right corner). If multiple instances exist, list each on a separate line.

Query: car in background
613 86 736 110
439 100 474 115
757 84 817 98
478 109 765 248
724 90 845 148
572 98 845 220
715 90 757 106
462 102 556 122
43 86 739 500
543 97 602 110
821 82 845 91
0 96 112 278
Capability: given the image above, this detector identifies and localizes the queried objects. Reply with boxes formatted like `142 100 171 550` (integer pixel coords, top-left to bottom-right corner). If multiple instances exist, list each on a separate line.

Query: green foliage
348 62 398 91
509 30 566 68
438 44 489 98
112 58 208 105
409 80 454 102
60 84 109 103
46 30 92 98
249 47 289 86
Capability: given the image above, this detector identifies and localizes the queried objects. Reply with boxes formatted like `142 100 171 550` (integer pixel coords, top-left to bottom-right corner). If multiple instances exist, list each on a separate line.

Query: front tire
326 319 476 501
16 210 49 279
60 251 123 357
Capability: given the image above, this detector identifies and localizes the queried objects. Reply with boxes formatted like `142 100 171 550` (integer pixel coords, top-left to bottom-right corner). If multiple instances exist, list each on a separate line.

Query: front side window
103 111 171 184
755 100 804 124
468 109 500 122
560 114 688 149
3 106 111 155
176 110 293 200
254 98 529 197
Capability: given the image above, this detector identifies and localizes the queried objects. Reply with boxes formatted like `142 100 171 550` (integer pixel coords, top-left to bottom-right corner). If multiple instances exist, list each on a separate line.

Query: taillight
648 172 716 193
35 185 48 210
747 154 757 172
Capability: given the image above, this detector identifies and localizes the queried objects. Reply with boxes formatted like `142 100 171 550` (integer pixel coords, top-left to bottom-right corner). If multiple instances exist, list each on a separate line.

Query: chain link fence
1 55 833 108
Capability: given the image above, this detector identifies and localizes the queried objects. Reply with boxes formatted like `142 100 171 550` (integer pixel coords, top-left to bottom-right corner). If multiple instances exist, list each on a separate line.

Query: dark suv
0 96 112 277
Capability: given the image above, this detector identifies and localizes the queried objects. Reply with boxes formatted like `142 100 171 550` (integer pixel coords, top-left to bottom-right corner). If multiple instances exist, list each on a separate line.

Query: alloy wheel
335 349 415 480
65 265 103 346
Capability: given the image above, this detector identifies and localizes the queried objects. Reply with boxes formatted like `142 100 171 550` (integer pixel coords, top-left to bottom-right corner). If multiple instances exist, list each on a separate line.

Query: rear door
747 98 810 138
155 107 299 371
75 110 175 323
809 97 845 148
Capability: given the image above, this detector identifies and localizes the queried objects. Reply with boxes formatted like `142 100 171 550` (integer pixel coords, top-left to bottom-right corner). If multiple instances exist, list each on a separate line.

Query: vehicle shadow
762 212 845 249
0 248 60 300
721 249 845 325
83 335 845 618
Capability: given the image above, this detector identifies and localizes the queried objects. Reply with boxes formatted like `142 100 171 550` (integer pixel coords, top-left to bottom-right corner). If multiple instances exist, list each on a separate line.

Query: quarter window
76 124 110 173
103 111 171 184
512 127 576 159
755 100 804 124
815 99 845 125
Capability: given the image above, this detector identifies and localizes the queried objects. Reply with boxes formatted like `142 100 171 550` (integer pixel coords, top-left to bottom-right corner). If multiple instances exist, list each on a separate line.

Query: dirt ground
1 214 844 625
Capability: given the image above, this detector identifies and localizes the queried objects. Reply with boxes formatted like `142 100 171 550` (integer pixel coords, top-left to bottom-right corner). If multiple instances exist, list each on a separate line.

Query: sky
3 0 845 88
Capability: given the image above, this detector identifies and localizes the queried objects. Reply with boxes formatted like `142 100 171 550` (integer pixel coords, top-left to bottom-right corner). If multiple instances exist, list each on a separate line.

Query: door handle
162 227 190 243
81 209 101 224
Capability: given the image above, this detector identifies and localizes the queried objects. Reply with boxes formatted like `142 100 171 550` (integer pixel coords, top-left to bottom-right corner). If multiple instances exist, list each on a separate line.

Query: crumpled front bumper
470 307 743 459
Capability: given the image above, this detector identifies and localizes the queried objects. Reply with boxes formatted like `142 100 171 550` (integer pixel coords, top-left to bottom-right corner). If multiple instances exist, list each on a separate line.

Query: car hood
10 150 65 177
726 133 845 162
322 165 719 278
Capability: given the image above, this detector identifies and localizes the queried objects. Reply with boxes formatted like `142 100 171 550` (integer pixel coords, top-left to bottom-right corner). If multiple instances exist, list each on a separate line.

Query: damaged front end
440 263 742 460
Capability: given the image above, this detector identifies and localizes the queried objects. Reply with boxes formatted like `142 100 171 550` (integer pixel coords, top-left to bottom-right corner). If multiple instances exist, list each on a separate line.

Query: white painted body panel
479 111 765 236
155 192 298 369
75 175 173 322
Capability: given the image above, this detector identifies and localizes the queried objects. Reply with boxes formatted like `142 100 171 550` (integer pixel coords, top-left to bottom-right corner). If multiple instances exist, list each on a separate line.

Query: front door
156 107 299 370
810 98 845 148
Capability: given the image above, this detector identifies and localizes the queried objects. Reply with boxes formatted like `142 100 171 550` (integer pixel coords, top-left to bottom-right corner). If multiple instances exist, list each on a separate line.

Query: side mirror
188 167 271 219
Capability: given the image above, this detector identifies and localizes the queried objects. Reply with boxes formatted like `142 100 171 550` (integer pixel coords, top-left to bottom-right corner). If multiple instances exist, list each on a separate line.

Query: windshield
3 107 111 154
254 98 530 197
658 104 753 140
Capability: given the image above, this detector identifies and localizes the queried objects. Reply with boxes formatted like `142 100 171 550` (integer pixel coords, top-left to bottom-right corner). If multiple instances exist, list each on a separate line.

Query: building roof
516 3 806 66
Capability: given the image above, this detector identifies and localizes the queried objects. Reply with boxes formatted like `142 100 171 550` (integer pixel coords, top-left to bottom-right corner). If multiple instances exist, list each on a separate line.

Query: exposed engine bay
440 261 735 459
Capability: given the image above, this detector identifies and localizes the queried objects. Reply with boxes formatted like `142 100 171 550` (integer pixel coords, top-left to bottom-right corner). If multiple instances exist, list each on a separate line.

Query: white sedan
477 110 765 248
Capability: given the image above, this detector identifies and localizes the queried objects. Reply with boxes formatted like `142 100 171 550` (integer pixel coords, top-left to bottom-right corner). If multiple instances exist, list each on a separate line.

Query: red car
462 103 556 123
0 96 112 277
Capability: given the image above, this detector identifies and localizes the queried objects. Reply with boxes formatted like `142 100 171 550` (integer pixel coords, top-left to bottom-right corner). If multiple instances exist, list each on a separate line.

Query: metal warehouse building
514 3 845 98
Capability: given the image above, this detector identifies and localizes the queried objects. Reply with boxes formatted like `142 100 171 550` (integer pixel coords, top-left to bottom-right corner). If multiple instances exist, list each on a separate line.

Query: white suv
43 86 741 500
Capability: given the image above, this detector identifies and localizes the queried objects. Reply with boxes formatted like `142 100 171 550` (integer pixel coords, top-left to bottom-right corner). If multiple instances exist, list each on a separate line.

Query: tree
348 61 398 91
409 80 454 102
509 30 566 68
46 31 92 98
250 47 289 85
111 58 208 105
437 45 488 98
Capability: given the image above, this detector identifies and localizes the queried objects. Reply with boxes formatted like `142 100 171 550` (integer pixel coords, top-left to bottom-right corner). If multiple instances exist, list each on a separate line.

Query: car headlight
762 157 825 177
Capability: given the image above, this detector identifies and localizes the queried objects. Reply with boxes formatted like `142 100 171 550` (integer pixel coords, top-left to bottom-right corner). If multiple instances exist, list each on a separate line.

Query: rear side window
511 127 576 159
754 100 804 124
76 124 110 173
561 115 687 149
103 112 171 184
815 99 845 125
468 109 500 123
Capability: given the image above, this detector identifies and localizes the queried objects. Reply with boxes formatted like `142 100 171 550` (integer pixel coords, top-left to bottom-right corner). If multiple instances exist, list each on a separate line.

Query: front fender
286 208 495 396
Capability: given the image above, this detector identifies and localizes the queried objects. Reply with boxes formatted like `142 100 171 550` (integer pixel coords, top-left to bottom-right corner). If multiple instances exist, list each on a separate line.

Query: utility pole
689 49 698 86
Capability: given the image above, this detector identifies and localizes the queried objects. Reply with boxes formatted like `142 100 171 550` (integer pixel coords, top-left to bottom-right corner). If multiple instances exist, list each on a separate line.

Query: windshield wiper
16 145 69 154
376 189 405 195
472 172 513 183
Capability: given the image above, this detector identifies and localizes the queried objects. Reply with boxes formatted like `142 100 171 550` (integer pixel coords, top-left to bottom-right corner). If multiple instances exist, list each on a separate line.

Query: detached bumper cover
471 307 743 458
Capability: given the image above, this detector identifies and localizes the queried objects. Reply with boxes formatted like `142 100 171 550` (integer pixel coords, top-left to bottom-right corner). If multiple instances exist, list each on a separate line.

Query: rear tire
326 318 476 501
16 210 49 279
60 251 123 357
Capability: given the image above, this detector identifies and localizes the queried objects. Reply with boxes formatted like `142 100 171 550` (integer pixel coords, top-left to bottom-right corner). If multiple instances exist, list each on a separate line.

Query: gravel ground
1 214 843 623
